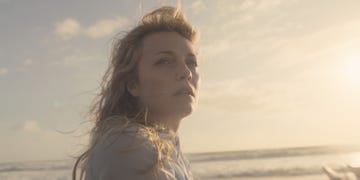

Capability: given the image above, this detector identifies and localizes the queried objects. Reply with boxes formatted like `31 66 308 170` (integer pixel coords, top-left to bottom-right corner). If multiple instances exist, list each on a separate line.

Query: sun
343 56 360 87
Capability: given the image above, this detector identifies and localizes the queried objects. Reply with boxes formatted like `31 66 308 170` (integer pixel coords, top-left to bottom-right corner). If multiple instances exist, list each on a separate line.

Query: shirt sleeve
87 133 174 180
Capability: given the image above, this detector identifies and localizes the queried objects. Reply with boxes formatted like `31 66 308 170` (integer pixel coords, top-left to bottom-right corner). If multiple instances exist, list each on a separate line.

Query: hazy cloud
15 58 34 72
52 100 63 109
216 0 294 13
54 17 128 40
198 76 321 114
199 78 271 112
54 18 81 40
268 20 360 69
256 0 284 11
24 58 33 66
84 17 128 38
190 0 206 14
59 54 99 67
0 67 8 76
201 39 231 61
14 120 42 133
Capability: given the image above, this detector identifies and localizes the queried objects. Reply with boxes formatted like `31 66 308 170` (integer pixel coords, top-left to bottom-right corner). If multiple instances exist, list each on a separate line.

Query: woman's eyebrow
155 50 175 56
155 50 197 57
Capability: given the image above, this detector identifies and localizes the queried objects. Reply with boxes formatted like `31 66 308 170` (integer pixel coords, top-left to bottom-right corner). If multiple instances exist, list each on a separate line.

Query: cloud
267 20 360 69
199 78 271 112
54 17 128 40
14 120 42 133
198 75 321 114
0 67 8 76
24 58 33 66
84 17 128 38
52 100 63 109
256 0 284 11
201 39 231 61
216 0 292 13
190 0 206 14
15 58 34 72
197 0 296 63
54 54 99 68
54 18 81 40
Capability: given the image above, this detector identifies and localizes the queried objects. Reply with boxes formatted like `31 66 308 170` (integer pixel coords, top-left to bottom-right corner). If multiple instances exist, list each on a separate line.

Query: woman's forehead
141 32 196 56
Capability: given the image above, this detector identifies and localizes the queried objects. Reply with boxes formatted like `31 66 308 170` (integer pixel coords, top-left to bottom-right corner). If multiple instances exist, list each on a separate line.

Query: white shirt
85 125 193 180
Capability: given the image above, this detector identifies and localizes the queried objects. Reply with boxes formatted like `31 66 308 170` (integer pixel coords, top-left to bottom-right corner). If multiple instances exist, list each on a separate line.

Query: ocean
1 145 360 180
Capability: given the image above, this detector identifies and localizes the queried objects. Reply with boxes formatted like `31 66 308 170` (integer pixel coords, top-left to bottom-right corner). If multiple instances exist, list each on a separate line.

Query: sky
1 0 360 163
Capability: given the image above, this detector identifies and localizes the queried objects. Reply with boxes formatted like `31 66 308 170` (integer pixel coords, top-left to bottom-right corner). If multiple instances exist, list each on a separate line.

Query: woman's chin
175 104 195 118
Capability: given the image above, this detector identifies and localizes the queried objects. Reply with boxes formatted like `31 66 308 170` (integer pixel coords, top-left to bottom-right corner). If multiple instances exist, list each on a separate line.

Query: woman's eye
187 60 198 67
156 58 172 65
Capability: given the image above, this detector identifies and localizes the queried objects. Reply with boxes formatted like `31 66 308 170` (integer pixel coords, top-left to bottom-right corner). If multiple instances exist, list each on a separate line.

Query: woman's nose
176 63 192 81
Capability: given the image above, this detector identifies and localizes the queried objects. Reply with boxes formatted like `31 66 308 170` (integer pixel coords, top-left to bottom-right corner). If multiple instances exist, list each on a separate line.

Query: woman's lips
174 87 195 97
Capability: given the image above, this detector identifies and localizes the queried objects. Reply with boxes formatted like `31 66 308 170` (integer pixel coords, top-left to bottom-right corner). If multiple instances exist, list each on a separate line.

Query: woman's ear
126 80 140 97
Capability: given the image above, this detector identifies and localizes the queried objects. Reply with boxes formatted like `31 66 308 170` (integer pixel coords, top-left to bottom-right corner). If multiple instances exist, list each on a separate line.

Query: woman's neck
146 114 182 133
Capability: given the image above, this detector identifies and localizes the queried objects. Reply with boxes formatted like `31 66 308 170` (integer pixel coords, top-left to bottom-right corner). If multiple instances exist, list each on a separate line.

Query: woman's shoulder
86 125 158 179
91 124 156 161
100 125 149 149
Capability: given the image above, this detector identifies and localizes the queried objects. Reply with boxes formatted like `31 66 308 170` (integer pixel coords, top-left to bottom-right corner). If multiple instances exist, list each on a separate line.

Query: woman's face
128 31 200 121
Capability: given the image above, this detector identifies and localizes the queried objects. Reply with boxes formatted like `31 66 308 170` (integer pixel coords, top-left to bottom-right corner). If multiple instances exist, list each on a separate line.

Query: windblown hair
72 6 198 180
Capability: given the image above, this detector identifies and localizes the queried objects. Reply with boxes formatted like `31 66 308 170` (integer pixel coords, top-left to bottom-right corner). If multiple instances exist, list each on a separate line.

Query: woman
72 6 200 180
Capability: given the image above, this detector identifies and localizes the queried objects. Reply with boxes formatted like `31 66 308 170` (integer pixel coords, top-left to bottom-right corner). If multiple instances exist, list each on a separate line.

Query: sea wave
0 160 73 173
187 145 360 163
193 166 327 179
0 145 358 180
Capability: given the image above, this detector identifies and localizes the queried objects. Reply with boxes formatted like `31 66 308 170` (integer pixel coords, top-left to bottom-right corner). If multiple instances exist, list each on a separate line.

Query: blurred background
1 0 360 179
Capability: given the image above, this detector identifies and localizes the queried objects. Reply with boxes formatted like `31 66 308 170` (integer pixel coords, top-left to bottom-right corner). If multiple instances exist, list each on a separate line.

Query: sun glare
346 152 360 167
343 56 360 87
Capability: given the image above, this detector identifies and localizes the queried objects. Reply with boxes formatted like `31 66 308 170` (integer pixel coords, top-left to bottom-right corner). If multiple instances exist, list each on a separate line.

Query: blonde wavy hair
72 6 198 180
